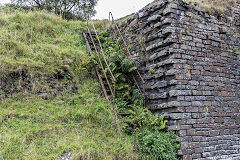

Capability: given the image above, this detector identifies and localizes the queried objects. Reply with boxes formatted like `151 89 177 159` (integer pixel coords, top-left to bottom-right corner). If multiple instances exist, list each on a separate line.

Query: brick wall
123 0 240 159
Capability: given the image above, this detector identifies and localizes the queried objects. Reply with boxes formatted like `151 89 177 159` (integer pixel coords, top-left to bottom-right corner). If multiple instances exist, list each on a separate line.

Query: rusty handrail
88 18 116 81
87 16 116 105
133 129 137 152
109 12 131 56
108 13 127 56
83 32 110 103
86 25 114 97
82 32 93 57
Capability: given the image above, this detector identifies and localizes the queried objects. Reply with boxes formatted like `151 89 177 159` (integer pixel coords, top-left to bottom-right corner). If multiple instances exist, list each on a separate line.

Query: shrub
125 105 179 159
137 130 180 160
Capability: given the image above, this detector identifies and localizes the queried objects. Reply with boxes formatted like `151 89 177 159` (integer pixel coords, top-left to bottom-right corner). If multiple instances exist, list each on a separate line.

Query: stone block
170 113 191 120
186 107 198 112
168 101 181 107
147 15 161 22
192 101 204 107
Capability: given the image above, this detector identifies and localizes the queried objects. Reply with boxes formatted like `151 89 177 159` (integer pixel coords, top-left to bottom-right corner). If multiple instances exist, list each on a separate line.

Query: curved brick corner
122 0 240 159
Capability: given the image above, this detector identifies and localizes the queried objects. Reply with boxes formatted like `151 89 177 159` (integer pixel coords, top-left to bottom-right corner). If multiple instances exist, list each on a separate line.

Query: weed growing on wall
148 68 156 75
184 0 236 15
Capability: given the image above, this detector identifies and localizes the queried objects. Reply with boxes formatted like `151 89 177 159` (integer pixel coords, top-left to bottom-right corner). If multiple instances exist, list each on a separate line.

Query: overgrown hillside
0 8 135 160
0 80 136 159
0 8 90 98
0 7 179 160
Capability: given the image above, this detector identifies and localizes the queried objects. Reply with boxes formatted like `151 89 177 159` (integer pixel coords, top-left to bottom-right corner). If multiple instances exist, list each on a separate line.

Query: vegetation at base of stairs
115 101 180 160
136 130 179 160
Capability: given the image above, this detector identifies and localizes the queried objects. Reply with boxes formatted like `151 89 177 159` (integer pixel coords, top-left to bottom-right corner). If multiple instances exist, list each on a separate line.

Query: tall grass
0 8 139 159
0 8 89 76
0 8 92 98
0 79 138 160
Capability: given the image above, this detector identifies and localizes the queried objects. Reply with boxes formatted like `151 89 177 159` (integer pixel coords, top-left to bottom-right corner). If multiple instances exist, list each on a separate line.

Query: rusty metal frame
83 32 110 103
109 12 131 56
86 16 116 105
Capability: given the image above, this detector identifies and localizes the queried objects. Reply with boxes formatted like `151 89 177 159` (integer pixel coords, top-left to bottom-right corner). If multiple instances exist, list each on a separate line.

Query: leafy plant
131 89 144 106
115 98 128 107
233 48 239 54
148 68 155 75
92 32 137 101
126 105 167 130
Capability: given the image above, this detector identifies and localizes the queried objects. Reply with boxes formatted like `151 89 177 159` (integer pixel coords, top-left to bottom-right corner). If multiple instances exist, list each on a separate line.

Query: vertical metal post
109 12 131 56
133 129 137 152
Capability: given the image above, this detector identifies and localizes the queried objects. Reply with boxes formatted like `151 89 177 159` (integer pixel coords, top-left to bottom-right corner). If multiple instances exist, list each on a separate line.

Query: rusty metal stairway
82 14 146 152
83 13 146 107
83 29 116 104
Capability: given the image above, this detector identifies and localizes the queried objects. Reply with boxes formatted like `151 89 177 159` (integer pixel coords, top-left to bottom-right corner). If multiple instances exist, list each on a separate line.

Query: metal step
117 105 131 108
118 112 131 116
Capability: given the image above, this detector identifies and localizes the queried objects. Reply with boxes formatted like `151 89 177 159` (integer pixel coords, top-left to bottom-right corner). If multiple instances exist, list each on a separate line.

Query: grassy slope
184 0 237 14
0 8 91 98
0 79 135 160
0 9 89 77
0 8 136 160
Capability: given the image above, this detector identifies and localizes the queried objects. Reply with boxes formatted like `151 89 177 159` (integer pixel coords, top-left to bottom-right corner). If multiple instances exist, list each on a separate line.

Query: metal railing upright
87 16 116 105
83 32 110 103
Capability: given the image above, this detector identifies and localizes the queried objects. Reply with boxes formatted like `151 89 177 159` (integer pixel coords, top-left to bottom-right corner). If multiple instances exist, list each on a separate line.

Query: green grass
0 8 91 98
0 8 89 76
0 79 137 160
184 0 237 14
0 8 138 160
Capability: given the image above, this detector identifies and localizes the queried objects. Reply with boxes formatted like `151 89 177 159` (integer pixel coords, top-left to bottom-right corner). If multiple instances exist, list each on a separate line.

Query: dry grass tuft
184 0 237 14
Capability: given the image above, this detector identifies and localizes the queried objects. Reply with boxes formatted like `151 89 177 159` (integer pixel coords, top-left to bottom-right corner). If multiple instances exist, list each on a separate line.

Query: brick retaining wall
122 0 240 159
